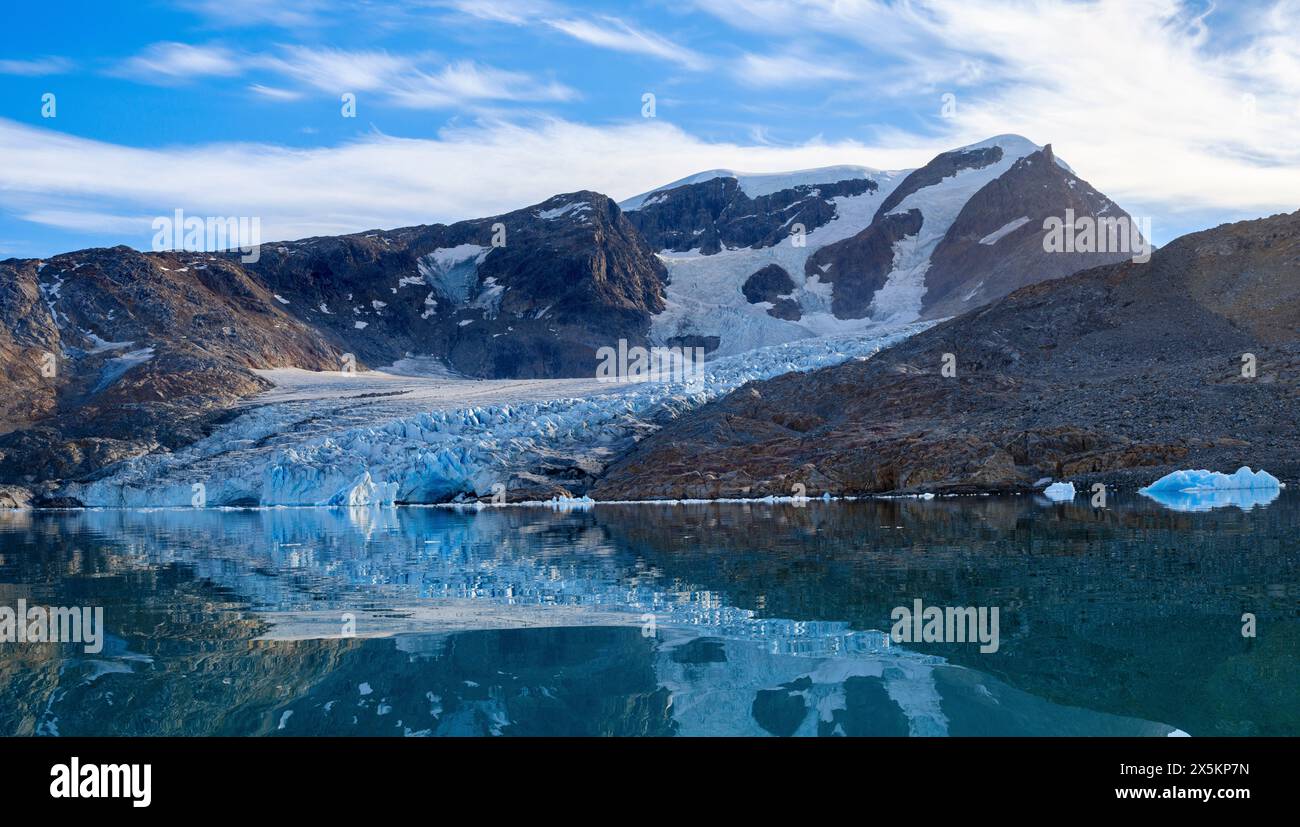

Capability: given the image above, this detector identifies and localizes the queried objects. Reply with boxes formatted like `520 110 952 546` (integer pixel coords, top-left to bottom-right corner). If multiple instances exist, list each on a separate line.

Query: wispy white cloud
248 83 304 101
6 0 1300 254
444 0 560 25
732 53 856 88
695 0 1300 225
385 62 578 108
442 1 709 70
253 46 416 93
546 16 709 70
113 42 243 83
3 97 1297 255
0 57 74 76
258 47 578 107
114 43 576 109
0 116 931 248
178 0 330 28
18 209 155 236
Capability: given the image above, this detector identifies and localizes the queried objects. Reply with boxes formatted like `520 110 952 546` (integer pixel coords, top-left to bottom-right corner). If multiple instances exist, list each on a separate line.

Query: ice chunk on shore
1140 467 1281 493
1042 482 1076 502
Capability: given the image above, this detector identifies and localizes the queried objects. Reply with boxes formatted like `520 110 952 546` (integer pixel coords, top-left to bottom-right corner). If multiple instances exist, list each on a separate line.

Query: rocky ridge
593 210 1300 499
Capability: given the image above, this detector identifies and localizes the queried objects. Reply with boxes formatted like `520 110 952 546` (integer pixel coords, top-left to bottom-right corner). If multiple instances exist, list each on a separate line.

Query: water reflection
1141 486 1281 512
1 493 1296 736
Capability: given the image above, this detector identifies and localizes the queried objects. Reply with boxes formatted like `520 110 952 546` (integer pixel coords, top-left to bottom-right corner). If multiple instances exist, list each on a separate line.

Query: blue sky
2 0 1298 257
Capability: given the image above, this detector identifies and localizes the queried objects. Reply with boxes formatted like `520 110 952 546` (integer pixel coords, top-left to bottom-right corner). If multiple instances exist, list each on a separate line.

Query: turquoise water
1 493 1296 736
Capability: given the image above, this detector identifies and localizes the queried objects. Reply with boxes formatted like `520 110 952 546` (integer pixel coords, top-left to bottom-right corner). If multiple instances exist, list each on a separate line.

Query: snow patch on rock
979 216 1031 245
417 245 490 305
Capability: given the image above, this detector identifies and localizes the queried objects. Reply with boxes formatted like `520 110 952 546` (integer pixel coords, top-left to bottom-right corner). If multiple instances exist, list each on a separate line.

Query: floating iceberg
1141 467 1281 493
1041 482 1076 502
1140 467 1282 512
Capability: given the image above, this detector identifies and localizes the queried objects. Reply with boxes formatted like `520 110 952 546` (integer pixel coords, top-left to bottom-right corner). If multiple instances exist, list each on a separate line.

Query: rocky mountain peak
593 209 1300 500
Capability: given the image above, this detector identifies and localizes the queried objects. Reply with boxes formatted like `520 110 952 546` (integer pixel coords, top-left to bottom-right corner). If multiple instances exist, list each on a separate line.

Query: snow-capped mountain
621 135 1140 357
0 191 668 487
0 134 1143 498
594 208 1300 500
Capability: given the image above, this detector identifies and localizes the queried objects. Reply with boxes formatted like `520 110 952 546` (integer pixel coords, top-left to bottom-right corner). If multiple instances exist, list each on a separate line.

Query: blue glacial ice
67 323 932 507
1139 466 1283 512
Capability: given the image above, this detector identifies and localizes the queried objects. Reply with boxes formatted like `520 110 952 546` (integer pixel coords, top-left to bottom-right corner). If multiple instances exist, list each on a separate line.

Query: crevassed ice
67 322 934 508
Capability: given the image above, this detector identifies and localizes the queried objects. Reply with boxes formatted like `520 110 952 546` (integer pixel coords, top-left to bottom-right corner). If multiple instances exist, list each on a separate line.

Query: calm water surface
1 492 1296 736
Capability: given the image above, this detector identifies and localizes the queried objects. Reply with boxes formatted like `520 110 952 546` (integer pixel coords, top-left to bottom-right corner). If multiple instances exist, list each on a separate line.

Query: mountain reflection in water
1 493 1296 736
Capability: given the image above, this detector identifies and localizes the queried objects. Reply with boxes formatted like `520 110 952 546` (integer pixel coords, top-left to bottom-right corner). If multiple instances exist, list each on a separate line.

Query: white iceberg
1140 467 1282 512
1041 481 1076 502
1140 467 1281 493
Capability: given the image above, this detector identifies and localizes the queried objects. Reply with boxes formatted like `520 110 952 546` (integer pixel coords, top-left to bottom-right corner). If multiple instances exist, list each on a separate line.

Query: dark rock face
592 210 1300 499
247 191 667 379
799 145 1140 323
804 209 923 319
0 246 343 484
873 145 1003 222
625 176 877 254
920 146 1140 317
0 191 669 488
766 298 803 322
741 264 795 303
820 677 910 737
741 264 802 320
664 333 721 354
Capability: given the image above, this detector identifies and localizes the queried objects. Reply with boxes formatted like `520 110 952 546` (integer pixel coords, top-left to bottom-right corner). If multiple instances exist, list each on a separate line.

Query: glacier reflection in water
1 493 1296 736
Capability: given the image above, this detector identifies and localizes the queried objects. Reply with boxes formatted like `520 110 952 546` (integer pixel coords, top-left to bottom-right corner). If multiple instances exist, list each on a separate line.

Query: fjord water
2 493 1295 737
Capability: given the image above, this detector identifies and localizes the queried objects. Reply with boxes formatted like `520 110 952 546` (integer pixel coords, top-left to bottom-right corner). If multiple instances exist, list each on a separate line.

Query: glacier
66 322 932 508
